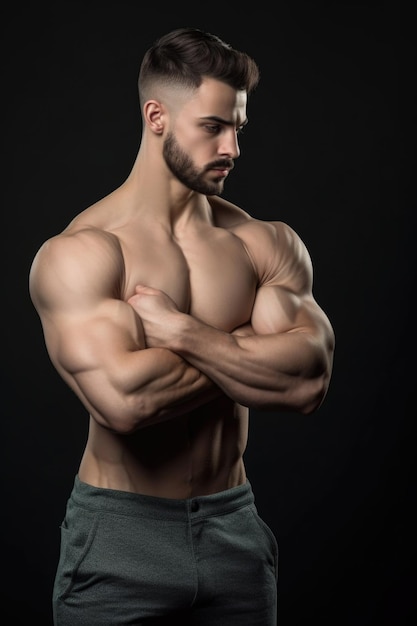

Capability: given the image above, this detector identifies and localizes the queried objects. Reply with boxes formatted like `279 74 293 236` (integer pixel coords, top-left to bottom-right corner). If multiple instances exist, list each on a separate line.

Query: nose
218 129 240 160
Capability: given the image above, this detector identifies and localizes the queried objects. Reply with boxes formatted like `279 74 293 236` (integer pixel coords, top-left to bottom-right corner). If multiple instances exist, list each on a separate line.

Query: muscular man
29 27 335 625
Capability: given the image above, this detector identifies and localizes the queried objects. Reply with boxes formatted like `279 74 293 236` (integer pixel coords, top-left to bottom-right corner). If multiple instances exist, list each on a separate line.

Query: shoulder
29 226 124 312
232 217 313 291
31 225 123 277
208 197 312 288
208 196 300 250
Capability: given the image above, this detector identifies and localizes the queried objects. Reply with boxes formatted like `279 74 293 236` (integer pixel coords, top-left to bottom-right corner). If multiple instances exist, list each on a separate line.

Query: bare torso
75 190 258 497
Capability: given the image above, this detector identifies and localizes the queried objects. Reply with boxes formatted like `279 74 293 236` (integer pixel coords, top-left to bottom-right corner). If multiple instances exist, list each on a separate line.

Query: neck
120 145 212 227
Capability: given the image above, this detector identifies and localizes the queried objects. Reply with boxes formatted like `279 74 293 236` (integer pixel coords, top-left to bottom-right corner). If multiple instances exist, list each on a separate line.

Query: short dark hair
138 27 260 107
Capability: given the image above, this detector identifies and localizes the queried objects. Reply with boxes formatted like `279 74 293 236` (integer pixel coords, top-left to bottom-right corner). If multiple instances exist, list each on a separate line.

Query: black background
3 1 415 624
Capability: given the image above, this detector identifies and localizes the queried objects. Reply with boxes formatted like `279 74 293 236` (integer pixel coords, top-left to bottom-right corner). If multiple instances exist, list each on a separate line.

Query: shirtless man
29 27 335 626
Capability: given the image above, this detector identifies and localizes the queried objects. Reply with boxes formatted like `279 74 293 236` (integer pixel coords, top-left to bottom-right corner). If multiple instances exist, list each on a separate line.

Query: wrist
168 311 201 355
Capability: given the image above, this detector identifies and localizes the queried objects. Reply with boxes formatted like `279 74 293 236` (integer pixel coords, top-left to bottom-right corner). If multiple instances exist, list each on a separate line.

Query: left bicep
246 221 315 335
234 218 332 341
251 284 318 335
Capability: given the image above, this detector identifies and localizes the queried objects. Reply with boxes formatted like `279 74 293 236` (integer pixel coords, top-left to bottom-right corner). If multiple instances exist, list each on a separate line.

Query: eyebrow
200 115 249 129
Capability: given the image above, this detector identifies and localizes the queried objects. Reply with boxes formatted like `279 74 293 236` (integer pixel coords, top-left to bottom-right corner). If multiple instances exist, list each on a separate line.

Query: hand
127 285 180 348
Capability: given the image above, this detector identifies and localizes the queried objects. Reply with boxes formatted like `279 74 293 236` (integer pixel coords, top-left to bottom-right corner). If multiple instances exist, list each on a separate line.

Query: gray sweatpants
53 475 278 625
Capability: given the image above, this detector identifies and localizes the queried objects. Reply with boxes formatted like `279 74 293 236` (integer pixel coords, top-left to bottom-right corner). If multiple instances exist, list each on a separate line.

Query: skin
29 77 335 499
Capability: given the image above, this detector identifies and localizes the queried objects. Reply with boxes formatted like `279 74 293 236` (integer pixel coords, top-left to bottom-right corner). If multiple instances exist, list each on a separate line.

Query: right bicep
30 231 144 373
30 231 149 425
50 300 146 381
45 301 152 423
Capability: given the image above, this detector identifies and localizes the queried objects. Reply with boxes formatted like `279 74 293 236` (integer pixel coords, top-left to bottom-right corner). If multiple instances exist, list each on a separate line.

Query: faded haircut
138 27 260 108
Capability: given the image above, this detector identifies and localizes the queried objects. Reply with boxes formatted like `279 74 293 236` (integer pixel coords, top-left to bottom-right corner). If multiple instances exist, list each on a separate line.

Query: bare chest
120 227 257 331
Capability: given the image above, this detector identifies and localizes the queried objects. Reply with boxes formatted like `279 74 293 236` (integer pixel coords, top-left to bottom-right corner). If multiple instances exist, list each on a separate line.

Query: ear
143 100 165 135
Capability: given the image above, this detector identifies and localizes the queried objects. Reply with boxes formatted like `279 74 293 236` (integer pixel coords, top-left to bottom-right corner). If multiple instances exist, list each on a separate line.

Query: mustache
205 159 234 171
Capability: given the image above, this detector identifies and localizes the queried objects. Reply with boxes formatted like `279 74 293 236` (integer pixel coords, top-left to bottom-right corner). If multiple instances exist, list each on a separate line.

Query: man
29 27 335 625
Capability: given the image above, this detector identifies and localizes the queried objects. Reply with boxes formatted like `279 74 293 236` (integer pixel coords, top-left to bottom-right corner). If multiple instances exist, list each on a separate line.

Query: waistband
70 475 255 521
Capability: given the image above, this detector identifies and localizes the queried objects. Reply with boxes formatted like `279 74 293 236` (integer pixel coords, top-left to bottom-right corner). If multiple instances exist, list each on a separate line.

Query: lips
214 168 229 177
209 162 234 176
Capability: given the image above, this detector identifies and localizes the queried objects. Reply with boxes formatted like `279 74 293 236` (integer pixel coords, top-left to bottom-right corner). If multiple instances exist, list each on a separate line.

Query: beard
162 131 232 196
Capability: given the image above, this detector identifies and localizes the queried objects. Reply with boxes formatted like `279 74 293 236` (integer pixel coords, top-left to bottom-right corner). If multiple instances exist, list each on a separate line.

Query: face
162 78 248 195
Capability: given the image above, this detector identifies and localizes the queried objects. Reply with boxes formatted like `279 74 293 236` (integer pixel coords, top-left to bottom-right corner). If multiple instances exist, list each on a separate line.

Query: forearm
71 344 220 433
126 282 334 415
163 313 332 414
122 346 221 424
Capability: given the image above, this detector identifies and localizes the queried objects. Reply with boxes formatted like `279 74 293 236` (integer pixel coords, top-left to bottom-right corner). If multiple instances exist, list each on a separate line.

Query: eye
205 124 221 134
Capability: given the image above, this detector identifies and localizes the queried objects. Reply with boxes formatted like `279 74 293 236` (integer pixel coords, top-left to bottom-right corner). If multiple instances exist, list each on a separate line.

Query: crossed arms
29 221 335 433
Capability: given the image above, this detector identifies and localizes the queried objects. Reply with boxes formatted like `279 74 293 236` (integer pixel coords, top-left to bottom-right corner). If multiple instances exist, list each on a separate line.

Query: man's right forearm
133 346 221 425
79 345 221 434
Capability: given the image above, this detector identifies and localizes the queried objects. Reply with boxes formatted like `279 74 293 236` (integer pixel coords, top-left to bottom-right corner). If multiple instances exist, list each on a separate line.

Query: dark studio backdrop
3 1 415 624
